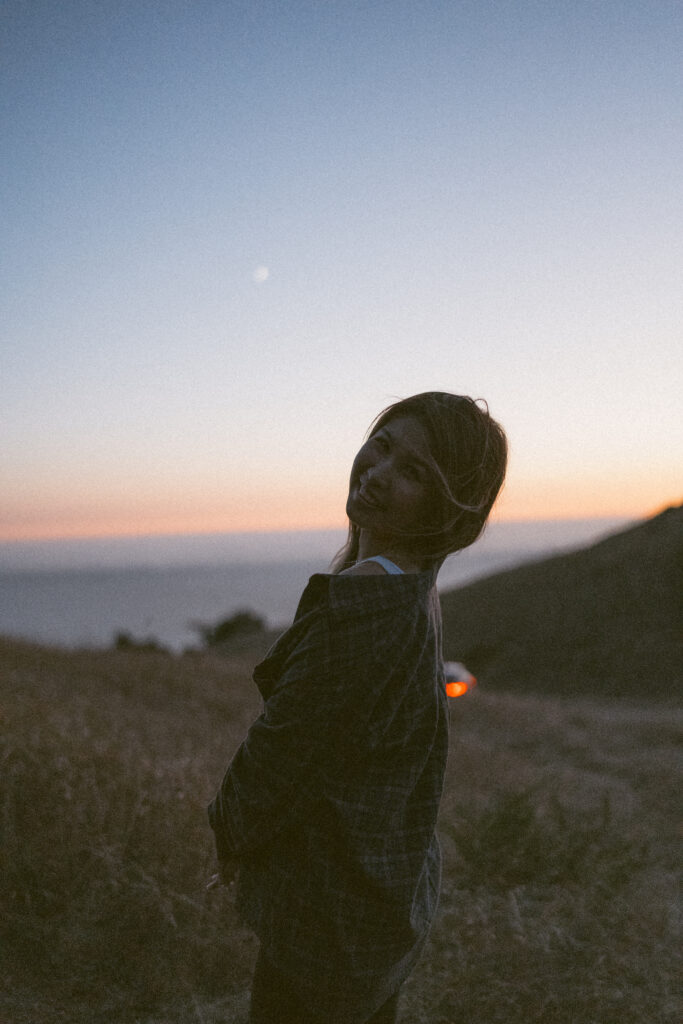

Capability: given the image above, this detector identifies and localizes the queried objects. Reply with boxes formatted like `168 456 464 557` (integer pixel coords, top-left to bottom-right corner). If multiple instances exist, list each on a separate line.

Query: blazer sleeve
208 584 421 861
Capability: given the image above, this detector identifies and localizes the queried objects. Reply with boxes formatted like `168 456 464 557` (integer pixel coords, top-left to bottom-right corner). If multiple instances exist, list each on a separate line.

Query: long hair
330 392 508 573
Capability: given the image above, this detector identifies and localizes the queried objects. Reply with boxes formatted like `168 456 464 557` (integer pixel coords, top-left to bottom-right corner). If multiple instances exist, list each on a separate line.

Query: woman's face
346 415 435 546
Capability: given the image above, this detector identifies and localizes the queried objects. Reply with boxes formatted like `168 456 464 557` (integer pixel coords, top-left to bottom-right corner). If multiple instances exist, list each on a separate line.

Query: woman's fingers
206 864 238 892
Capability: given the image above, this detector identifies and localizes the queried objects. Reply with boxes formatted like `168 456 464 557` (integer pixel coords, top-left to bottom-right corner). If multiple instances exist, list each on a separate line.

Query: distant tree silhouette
193 609 266 648
113 631 168 654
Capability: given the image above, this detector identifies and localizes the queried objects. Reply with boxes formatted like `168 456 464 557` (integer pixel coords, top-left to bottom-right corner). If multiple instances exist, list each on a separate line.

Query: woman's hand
206 857 239 892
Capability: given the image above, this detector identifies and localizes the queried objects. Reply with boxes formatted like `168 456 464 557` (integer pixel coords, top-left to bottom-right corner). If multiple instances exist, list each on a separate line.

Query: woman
208 392 508 1024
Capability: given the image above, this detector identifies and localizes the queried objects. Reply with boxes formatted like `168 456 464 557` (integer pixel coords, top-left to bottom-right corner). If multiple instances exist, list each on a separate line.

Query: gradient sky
2 0 681 542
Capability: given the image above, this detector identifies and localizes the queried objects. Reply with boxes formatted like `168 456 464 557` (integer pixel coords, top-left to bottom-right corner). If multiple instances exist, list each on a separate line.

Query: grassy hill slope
1 635 680 1023
441 504 682 699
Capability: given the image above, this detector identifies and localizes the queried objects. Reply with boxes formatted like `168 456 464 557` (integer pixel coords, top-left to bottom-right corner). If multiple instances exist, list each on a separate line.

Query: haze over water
0 518 629 652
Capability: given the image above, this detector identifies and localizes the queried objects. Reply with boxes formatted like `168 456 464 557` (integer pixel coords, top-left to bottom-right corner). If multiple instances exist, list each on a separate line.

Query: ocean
0 519 629 652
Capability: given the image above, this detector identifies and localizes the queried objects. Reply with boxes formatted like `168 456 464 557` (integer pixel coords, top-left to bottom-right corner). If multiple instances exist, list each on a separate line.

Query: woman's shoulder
338 560 389 577
297 569 437 621
327 567 437 626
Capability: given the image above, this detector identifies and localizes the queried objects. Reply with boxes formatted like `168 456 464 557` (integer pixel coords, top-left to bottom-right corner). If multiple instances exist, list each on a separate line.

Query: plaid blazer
208 570 449 1023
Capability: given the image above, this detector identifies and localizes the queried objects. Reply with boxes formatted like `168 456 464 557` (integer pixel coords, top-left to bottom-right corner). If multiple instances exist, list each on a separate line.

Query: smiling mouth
358 489 384 511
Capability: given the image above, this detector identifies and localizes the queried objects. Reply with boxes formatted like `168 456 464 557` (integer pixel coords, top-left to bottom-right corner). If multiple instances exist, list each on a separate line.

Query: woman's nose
364 460 389 485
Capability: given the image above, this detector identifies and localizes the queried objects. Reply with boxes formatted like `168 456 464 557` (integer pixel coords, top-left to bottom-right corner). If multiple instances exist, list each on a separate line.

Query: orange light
446 681 468 698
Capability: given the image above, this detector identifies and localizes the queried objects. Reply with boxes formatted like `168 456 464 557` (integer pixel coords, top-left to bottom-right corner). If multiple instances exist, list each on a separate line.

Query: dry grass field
1 634 680 1024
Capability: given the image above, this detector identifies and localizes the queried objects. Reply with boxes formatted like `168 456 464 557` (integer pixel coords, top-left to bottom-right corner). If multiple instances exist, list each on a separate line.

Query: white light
252 265 270 283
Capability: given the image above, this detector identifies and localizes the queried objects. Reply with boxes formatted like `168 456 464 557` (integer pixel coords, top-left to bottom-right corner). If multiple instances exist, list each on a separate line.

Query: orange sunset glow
1 469 678 545
2 1 681 559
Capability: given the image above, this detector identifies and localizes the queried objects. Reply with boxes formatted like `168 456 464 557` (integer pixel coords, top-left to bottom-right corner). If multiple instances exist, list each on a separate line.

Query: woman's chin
347 499 379 531
345 498 359 524
346 493 366 525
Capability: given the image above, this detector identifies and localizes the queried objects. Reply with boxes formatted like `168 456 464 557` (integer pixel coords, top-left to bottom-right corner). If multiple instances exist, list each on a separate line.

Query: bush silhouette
113 631 168 654
193 609 266 648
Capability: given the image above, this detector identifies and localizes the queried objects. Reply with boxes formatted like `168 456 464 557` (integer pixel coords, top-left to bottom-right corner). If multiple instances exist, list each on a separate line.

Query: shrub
192 610 266 648
113 631 169 654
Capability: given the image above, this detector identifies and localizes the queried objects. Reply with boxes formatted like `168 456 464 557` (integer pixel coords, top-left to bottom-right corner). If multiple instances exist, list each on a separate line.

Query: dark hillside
441 504 682 700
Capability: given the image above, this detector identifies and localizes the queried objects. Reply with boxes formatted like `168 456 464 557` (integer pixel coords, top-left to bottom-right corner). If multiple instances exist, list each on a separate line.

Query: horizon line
0 509 660 547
